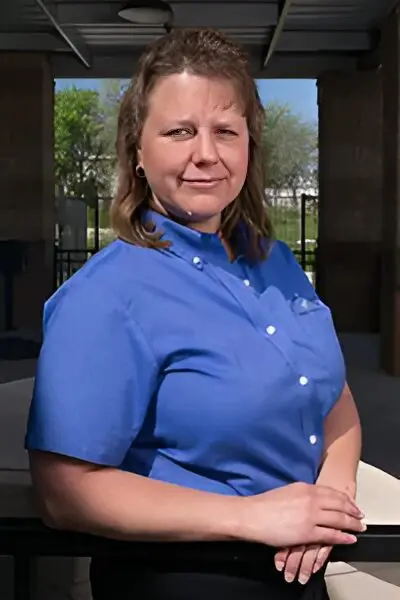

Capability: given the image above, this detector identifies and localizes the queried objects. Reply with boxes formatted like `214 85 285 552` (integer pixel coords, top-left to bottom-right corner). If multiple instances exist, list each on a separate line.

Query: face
137 73 249 233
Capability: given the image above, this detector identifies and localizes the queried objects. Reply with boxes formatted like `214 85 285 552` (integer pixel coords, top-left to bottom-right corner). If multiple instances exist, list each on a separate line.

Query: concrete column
317 70 382 333
0 53 54 333
381 9 400 376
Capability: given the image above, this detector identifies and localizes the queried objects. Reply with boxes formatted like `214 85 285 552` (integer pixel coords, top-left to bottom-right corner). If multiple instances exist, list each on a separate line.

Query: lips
180 179 223 190
182 178 221 183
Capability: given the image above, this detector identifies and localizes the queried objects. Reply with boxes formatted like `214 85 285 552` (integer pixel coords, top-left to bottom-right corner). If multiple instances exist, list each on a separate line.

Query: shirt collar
144 209 237 266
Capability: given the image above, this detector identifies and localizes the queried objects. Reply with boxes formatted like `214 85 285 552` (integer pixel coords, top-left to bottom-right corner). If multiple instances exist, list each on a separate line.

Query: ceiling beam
375 0 400 23
0 26 372 53
264 0 294 67
278 30 372 52
35 0 91 68
52 49 359 80
0 33 68 52
260 53 359 78
357 28 382 69
55 2 279 29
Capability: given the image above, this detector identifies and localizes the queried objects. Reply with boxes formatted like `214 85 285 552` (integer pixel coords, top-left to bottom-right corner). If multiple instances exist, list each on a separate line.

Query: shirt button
299 375 309 386
192 256 203 269
265 325 276 335
309 434 317 445
243 279 251 287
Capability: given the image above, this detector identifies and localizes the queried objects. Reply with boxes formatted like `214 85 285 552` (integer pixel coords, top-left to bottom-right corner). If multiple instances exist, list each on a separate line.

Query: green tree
54 87 113 202
263 102 318 202
98 79 129 157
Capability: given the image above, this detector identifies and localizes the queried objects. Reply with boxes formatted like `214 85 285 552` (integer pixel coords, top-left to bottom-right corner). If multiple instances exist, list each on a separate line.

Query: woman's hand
241 481 365 548
274 544 332 584
271 476 360 584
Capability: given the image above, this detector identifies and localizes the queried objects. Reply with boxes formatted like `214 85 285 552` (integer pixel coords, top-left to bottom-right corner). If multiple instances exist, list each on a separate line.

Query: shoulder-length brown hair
110 28 273 261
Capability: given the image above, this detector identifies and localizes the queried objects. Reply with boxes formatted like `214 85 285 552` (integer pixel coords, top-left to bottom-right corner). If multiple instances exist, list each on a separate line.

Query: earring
136 165 146 178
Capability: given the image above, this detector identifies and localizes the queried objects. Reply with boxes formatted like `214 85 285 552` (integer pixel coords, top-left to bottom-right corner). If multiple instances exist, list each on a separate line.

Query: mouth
180 178 223 188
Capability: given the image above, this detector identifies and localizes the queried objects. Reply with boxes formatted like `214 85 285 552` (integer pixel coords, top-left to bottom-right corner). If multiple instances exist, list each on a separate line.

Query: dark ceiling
0 0 398 78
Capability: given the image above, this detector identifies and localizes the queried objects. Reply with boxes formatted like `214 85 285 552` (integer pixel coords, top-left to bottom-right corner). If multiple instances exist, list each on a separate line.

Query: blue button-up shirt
26 212 346 496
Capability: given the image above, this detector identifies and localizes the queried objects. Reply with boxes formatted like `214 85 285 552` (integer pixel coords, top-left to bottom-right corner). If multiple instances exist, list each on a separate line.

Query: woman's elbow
37 498 67 529
31 479 76 530
28 450 86 531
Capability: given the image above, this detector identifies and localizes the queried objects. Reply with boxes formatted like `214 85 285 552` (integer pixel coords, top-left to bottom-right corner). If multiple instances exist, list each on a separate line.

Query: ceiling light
118 1 173 27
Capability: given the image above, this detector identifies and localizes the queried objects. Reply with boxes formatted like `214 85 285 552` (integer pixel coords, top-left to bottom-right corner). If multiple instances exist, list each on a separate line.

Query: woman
26 28 363 600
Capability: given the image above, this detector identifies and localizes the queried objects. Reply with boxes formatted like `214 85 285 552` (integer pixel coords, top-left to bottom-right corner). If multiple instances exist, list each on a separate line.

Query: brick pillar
381 9 400 376
0 54 55 332
317 70 382 333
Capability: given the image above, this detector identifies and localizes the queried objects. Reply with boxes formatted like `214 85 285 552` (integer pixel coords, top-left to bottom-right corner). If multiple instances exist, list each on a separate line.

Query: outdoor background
54 78 319 283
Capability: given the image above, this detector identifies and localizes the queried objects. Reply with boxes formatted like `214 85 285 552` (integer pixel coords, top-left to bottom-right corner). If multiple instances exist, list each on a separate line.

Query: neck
149 198 221 234
186 215 221 234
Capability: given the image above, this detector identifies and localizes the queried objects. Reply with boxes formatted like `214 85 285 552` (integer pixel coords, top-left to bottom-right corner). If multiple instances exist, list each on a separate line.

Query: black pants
90 551 330 600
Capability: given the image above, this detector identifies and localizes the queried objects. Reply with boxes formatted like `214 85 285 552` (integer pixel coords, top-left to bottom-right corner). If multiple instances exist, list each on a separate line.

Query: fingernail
347 534 358 543
275 562 284 572
285 573 294 583
298 575 308 585
361 522 367 531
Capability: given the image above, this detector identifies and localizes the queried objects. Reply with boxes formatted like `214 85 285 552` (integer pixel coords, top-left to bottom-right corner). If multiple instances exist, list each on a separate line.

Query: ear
137 148 143 168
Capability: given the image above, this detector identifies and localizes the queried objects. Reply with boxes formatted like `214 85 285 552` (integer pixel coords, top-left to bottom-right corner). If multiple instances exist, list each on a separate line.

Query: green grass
86 228 116 249
87 204 111 229
270 206 318 251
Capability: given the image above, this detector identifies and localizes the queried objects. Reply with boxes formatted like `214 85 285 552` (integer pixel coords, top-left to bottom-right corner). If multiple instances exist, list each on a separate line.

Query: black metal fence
269 192 318 280
54 248 96 288
54 194 319 289
293 249 317 274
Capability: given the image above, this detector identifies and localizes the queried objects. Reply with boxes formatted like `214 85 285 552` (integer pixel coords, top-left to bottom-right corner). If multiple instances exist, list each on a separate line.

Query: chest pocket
289 294 346 395
290 295 338 343
291 294 329 316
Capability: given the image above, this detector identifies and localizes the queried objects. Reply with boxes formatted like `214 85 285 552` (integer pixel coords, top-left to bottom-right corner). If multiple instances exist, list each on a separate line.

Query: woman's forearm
316 383 361 498
36 462 244 542
316 441 359 498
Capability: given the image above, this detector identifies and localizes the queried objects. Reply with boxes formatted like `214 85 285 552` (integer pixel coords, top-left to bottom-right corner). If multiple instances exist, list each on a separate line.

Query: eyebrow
163 116 245 128
165 119 195 129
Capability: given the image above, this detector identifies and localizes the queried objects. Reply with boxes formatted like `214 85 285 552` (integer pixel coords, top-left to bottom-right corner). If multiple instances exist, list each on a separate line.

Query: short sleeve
25 281 158 467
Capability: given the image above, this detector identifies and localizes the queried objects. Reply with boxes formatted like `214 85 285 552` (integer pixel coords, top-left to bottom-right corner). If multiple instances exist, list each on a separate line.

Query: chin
185 195 232 218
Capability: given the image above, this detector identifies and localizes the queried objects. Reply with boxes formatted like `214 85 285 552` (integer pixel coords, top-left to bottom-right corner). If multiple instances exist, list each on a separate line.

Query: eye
165 128 193 137
216 129 238 136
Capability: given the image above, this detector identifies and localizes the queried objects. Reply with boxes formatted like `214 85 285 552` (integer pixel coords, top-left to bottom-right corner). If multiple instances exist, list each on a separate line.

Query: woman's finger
284 546 306 583
313 546 332 574
297 546 320 584
274 547 290 572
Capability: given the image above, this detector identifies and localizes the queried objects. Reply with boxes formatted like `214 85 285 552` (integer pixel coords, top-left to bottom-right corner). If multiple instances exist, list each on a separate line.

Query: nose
192 129 219 165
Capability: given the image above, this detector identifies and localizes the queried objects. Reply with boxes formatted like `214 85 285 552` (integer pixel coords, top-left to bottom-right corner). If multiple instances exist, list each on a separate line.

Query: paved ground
0 330 40 383
340 333 400 480
336 334 400 586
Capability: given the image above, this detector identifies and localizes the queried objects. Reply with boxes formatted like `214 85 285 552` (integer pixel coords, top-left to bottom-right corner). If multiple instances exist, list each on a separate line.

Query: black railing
54 248 96 288
292 249 316 274
0 519 399 600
